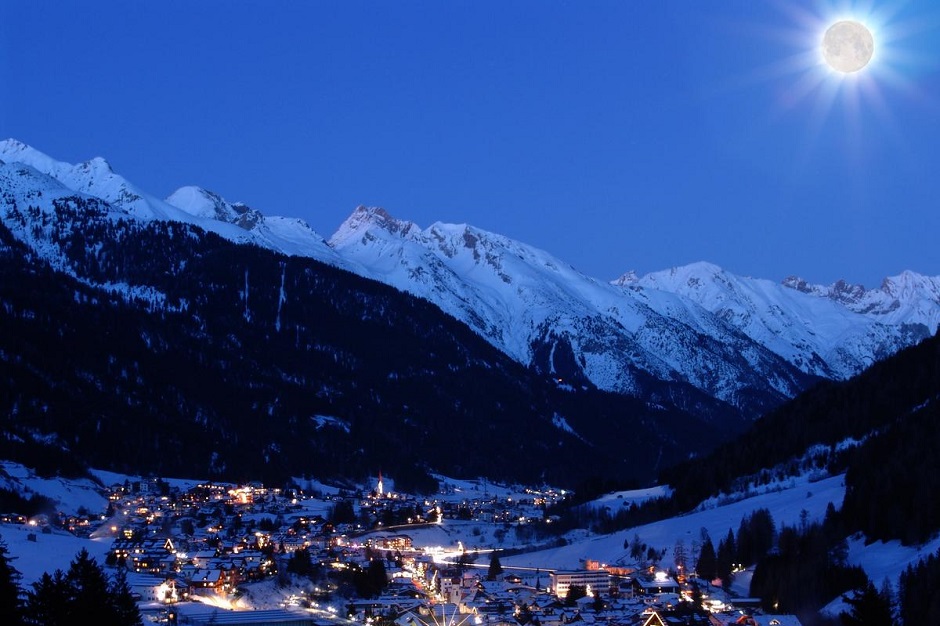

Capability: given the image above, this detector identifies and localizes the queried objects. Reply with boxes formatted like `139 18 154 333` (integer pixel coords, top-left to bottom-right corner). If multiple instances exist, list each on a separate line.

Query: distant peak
880 270 939 298
331 205 419 244
0 138 47 162
0 138 28 151
639 261 728 285
166 185 260 229
781 275 809 291
167 185 217 204
830 278 867 301
781 275 866 302
781 275 828 297
0 139 115 183
79 156 114 174
678 261 724 275
355 205 391 220
611 270 638 286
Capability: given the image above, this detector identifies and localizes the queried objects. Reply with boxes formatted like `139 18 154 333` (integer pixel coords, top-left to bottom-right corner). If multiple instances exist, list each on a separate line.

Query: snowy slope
502 472 940 614
164 184 354 266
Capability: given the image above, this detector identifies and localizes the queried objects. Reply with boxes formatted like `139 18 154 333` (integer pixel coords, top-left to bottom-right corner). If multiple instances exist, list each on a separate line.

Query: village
20 474 803 626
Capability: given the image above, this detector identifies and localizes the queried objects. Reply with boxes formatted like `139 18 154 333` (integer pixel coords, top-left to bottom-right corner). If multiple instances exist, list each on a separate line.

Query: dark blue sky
2 1 938 286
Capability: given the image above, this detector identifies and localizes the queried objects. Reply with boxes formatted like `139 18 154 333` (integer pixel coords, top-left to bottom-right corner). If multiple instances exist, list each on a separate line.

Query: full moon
822 20 874 73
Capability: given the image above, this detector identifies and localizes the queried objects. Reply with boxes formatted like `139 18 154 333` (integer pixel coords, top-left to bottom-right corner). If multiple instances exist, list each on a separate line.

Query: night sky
2 1 938 287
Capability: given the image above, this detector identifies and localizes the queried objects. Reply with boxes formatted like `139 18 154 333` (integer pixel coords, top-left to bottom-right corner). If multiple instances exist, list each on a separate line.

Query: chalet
190 550 219 569
126 572 179 603
186 568 226 594
273 532 309 553
110 536 176 573
633 573 680 596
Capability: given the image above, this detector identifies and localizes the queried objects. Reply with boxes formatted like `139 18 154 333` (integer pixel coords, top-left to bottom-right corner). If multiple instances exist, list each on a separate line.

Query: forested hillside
659 328 940 522
0 197 739 490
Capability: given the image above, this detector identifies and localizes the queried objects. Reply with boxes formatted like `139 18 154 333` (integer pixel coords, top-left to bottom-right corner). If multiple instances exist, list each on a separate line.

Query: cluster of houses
7 477 802 626
86 478 563 607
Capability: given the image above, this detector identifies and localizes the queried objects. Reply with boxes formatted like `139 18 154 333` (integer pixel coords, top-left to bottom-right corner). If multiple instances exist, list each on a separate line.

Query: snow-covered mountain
782 272 940 332
629 262 934 380
0 139 347 268
2 139 937 418
328 207 814 415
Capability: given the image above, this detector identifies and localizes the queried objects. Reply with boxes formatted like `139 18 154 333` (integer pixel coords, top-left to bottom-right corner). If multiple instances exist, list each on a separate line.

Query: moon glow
822 20 874 73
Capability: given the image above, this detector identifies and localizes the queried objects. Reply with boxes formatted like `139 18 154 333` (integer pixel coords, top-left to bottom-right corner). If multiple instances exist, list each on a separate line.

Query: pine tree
366 559 388 596
748 508 776 561
0 537 25 625
878 578 896 625
716 529 736 589
839 580 893 626
629 534 644 561
673 540 687 574
696 537 717 584
66 548 115 624
110 567 143 626
24 548 142 626
736 517 753 567
565 584 587 606
487 552 504 581
24 570 71 626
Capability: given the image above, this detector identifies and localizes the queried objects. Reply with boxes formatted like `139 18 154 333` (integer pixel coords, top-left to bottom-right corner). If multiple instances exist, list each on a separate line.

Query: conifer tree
66 548 115 624
696 536 717 584
839 580 893 626
487 552 504 581
0 537 25 625
24 570 71 626
716 529 736 589
23 549 142 626
110 566 143 626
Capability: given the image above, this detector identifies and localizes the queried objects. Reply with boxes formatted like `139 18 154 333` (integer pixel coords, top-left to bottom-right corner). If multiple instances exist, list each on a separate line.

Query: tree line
0 539 141 626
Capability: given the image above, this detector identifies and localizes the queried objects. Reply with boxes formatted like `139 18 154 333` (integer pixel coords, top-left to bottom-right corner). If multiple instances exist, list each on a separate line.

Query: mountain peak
167 185 226 216
637 261 732 292
330 205 419 246
881 270 939 296
78 156 114 175
166 185 262 230
782 276 867 302
780 271 940 330
611 270 639 287
781 276 813 293
0 138 29 153
0 138 62 174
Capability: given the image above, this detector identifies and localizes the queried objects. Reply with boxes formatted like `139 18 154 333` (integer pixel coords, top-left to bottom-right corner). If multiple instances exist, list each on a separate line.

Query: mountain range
1 138 938 487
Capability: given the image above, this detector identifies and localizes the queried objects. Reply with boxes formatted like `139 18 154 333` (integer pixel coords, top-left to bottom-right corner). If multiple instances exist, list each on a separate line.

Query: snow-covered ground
2 462 939 617
582 485 672 511
503 473 848 572
0 522 112 585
